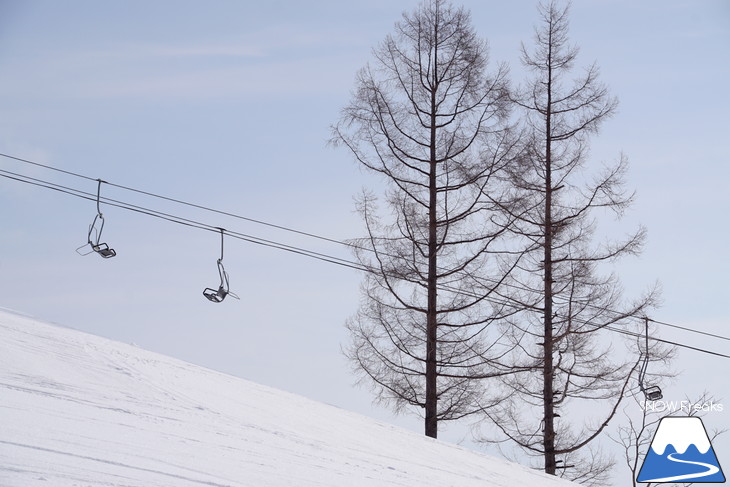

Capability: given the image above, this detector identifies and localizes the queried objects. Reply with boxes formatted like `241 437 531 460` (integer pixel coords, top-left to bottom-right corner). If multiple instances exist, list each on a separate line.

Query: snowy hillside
0 309 577 487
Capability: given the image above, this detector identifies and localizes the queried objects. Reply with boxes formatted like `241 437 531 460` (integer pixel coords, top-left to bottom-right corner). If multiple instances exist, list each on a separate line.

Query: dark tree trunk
542 34 556 475
425 22 439 439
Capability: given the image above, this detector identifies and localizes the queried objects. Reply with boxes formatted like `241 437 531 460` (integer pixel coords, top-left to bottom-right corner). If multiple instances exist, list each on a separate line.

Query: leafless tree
476 1 659 482
331 0 517 438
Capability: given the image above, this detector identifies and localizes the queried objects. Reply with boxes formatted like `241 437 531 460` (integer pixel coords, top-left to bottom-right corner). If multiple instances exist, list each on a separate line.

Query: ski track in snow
0 309 579 486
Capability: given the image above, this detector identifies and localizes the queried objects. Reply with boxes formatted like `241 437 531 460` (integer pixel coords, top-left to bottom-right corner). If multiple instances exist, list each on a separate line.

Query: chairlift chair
638 317 663 401
203 228 239 303
644 385 663 401
203 259 233 302
87 213 116 258
77 180 116 258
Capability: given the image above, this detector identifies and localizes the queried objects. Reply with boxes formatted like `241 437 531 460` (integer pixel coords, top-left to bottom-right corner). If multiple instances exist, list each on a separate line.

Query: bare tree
477 1 659 482
331 0 516 438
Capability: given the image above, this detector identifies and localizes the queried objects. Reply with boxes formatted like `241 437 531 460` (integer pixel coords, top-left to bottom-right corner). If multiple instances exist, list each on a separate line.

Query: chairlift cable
2 170 729 359
0 151 346 247
0 165 363 269
603 324 730 360
0 170 369 272
1 160 729 357
0 153 604 298
1 152 725 343
0 152 97 182
646 317 729 342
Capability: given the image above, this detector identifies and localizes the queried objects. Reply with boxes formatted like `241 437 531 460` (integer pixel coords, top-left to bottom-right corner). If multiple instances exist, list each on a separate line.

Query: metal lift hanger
77 179 116 258
203 228 239 303
638 317 663 401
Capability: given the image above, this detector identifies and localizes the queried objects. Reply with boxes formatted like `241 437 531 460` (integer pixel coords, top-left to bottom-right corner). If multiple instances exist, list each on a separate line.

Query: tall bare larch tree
332 0 516 439
479 1 658 483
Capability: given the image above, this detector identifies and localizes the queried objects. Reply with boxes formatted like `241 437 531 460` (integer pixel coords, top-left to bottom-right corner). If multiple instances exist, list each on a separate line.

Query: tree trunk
425 23 439 439
543 41 556 475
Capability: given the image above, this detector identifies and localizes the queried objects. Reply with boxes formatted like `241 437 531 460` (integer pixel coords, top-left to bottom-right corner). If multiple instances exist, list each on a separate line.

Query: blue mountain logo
638 416 725 483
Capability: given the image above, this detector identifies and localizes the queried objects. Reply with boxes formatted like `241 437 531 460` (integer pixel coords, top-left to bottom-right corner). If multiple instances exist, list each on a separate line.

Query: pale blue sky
1 1 728 484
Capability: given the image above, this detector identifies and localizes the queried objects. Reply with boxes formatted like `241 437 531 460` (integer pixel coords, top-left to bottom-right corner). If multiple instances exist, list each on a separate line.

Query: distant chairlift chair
642 385 663 402
88 213 116 258
203 228 239 303
77 179 116 259
638 317 663 401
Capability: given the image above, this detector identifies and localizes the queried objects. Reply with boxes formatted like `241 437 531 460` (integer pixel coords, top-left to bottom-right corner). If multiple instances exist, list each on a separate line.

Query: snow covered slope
0 309 577 487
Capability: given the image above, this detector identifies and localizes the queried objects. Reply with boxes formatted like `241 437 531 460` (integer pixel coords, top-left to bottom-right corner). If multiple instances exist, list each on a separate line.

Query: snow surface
0 308 578 487
650 417 713 455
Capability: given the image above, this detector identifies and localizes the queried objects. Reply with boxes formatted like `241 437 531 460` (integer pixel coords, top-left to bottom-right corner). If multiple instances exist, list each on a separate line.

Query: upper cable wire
1 152 728 358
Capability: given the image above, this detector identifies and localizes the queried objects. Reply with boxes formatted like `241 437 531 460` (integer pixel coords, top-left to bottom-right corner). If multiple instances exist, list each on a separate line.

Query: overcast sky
1 1 728 484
